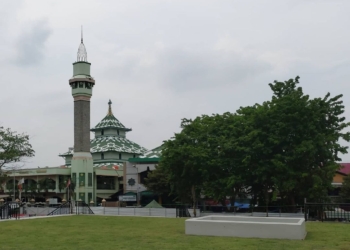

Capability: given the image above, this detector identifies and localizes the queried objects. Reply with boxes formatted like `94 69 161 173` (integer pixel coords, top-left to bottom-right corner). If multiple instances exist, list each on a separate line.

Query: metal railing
0 202 20 220
47 201 72 216
304 203 350 222
75 201 94 215
46 201 94 216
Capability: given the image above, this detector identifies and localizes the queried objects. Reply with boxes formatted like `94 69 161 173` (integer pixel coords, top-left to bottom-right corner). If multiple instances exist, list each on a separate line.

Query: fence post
165 208 167 217
118 206 119 215
279 207 281 217
134 207 135 216
149 208 151 216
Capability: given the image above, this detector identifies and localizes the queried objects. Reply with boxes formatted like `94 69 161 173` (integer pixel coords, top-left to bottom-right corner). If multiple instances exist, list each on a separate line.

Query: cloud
14 19 51 66
98 39 273 94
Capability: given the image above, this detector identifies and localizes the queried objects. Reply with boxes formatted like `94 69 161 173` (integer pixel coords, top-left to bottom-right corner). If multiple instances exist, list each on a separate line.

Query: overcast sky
1 0 350 168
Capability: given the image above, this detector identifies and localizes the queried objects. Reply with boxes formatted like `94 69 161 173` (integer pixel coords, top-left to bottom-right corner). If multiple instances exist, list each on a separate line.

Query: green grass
0 216 349 250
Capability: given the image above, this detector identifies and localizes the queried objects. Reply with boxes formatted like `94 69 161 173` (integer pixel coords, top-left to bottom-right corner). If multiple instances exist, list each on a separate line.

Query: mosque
2 33 349 206
1 35 162 205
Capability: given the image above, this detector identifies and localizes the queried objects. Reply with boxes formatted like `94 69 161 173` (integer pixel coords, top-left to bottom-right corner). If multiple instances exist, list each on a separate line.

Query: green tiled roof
91 101 131 132
128 145 163 162
91 136 147 154
91 114 131 132
94 162 124 169
140 145 163 158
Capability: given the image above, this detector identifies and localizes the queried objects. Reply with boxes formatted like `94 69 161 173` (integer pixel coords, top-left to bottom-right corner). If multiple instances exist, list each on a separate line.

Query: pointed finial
77 26 87 62
107 99 113 116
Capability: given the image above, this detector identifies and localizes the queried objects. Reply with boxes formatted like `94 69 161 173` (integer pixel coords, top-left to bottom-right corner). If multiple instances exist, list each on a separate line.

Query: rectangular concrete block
185 216 306 240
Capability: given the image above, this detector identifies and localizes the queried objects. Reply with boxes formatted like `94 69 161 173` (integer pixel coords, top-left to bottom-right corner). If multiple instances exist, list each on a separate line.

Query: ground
0 216 349 250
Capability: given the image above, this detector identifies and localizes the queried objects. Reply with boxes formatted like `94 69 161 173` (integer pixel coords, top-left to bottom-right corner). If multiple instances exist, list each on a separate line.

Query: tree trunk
158 195 162 205
191 185 196 217
290 196 296 213
219 197 226 212
265 188 269 217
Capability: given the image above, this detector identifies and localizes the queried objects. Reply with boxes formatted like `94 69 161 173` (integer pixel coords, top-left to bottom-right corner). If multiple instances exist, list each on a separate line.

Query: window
88 173 92 187
101 153 104 160
96 176 115 190
79 193 85 202
72 173 76 184
119 153 122 160
101 129 104 135
79 173 85 186
88 193 93 203
117 129 119 135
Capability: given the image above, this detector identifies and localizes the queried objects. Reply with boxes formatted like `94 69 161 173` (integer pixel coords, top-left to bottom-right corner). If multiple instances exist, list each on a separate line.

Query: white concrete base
185 216 306 240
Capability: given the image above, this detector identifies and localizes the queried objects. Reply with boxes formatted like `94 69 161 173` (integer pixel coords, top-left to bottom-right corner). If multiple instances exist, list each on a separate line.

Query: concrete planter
185 215 306 240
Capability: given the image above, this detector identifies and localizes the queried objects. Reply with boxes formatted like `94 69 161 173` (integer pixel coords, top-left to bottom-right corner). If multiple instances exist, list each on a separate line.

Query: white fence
91 207 178 217
25 207 56 216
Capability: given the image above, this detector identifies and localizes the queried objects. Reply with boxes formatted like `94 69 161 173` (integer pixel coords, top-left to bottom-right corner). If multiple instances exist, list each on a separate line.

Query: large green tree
161 117 213 216
0 127 35 170
201 113 248 208
238 77 350 210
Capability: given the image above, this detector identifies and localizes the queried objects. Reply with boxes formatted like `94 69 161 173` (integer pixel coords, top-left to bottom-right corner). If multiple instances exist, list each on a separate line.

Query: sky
1 0 350 168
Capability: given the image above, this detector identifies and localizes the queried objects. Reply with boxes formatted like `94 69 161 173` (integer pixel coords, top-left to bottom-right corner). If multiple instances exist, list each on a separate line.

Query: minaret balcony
70 78 95 97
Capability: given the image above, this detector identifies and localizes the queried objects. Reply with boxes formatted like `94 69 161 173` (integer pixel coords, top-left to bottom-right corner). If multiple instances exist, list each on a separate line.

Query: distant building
1 33 147 203
123 145 163 206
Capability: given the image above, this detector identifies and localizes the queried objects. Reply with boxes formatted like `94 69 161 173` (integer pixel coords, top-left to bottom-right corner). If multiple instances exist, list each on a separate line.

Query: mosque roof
91 136 147 154
91 100 131 132
140 145 163 158
128 145 163 163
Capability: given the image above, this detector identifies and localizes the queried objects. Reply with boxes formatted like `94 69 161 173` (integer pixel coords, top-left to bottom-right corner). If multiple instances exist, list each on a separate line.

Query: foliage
160 76 350 210
161 117 213 215
0 173 8 192
340 174 350 202
0 126 35 169
144 165 171 196
25 182 38 196
231 77 350 210
38 178 55 197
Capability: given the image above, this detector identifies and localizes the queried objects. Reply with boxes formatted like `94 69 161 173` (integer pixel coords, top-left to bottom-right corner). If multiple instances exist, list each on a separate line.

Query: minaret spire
108 99 113 116
77 26 87 62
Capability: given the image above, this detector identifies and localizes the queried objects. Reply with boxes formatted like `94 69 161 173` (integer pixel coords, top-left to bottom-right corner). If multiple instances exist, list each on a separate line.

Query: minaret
69 27 95 204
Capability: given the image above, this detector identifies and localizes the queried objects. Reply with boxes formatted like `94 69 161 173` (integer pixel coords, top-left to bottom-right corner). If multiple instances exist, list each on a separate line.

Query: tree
0 127 35 170
340 175 350 202
201 113 249 208
144 165 171 204
161 117 213 216
238 77 350 211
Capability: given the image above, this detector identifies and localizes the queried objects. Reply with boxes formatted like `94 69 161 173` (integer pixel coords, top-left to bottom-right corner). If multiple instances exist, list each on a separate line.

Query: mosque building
1 34 161 204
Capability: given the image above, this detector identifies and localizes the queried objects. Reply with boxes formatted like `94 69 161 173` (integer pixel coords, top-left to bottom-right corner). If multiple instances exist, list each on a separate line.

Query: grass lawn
0 216 349 250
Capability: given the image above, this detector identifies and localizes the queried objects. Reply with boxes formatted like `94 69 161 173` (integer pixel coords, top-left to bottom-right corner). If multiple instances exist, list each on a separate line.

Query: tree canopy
156 77 350 210
0 126 35 170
